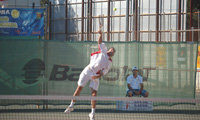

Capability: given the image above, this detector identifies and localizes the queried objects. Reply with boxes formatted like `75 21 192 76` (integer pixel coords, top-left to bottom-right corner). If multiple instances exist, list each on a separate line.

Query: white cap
132 66 138 71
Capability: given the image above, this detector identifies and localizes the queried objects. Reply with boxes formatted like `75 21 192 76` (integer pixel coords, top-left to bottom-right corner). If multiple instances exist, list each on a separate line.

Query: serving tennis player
64 29 115 120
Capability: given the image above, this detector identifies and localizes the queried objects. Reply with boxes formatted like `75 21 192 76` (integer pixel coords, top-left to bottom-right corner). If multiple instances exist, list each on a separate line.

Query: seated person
126 66 149 97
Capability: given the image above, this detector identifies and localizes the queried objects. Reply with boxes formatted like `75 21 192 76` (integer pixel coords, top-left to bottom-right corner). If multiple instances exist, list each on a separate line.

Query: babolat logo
49 65 121 81
49 65 83 81
23 59 45 84
49 65 150 82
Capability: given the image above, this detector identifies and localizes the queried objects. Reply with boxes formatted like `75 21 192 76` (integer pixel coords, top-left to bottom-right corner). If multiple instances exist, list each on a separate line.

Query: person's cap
132 66 138 71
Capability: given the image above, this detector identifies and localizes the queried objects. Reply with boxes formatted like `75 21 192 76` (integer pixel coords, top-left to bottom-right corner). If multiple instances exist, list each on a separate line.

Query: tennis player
64 29 115 120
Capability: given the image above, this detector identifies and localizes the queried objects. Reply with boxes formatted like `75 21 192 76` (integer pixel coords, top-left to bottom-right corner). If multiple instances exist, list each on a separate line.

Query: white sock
91 108 95 114
69 101 75 107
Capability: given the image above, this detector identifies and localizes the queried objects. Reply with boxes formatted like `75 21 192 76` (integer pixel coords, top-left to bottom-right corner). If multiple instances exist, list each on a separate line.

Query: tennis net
0 95 200 120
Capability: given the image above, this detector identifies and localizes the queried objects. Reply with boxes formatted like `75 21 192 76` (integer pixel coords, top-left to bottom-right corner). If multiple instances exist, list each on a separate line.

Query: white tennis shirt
89 43 112 75
127 74 143 90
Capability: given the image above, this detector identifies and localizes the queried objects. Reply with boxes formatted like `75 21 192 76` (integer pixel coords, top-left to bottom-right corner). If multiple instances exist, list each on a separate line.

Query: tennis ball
113 8 117 11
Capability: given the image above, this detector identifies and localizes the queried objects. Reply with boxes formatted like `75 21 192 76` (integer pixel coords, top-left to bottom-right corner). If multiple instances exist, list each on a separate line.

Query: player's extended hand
92 70 103 79
99 70 103 76
92 75 100 80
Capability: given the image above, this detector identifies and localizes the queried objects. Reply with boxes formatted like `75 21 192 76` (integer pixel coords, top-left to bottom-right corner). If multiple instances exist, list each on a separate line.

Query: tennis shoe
89 113 95 120
64 106 74 113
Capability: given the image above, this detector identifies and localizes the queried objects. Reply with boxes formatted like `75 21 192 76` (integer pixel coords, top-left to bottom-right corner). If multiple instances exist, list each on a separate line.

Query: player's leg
89 89 97 120
91 89 97 112
69 85 83 107
72 86 83 102
64 85 83 113
64 67 90 113
89 79 99 120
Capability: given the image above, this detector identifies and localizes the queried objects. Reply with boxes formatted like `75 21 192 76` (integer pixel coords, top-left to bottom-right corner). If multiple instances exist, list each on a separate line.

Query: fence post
198 11 199 42
192 27 194 42
32 2 35 8
107 0 111 41
156 0 159 42
170 29 172 42
81 0 84 41
49 2 52 40
125 0 129 41
65 0 68 41
178 0 181 42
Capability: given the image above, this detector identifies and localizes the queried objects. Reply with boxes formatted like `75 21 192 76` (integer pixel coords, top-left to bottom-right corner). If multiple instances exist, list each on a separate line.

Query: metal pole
190 0 193 41
178 0 181 42
170 29 172 42
32 2 35 8
150 30 152 41
135 0 138 41
198 11 199 41
182 0 185 42
130 0 132 41
138 0 140 41
81 0 84 41
160 0 162 42
65 0 68 41
132 0 135 41
192 27 194 42
49 2 52 40
170 0 172 29
90 0 92 41
163 12 166 42
93 1 95 41
141 0 143 41
168 14 170 41
110 1 113 41
125 0 129 41
119 1 122 41
87 0 90 41
107 0 111 41
156 0 159 42
148 0 150 41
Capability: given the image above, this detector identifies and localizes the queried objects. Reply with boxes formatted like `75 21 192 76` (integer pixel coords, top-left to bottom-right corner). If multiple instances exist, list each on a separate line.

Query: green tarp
0 39 198 98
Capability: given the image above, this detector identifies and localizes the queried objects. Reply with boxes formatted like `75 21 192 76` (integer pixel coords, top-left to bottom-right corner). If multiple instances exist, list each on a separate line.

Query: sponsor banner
156 46 166 67
116 101 153 111
0 8 44 36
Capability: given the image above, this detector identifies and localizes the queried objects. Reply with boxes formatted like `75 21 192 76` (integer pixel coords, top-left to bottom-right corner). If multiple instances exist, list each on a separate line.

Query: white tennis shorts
78 66 100 91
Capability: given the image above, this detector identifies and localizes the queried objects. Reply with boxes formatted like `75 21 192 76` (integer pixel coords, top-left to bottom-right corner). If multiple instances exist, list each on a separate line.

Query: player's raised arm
98 29 102 44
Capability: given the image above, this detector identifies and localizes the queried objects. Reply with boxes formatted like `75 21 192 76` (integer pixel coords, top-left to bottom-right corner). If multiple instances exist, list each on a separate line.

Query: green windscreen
0 39 198 99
